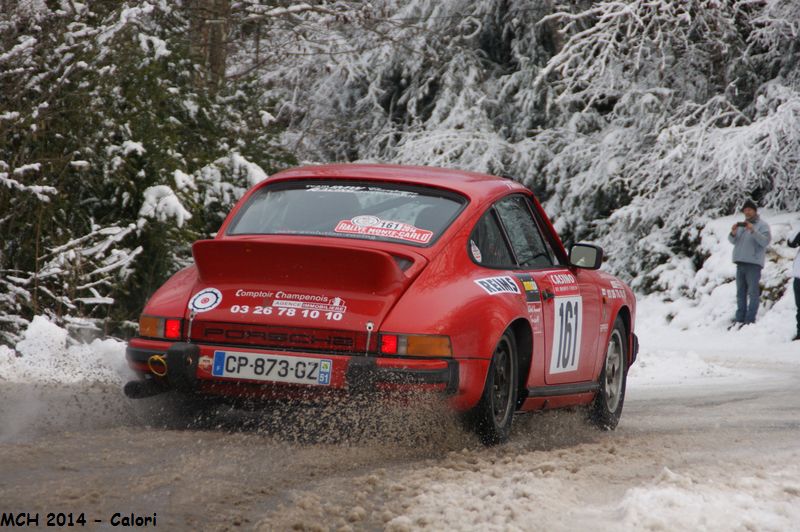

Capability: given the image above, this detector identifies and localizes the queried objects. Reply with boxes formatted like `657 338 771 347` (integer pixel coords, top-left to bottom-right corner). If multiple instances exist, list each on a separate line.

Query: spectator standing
789 228 800 341
728 200 771 327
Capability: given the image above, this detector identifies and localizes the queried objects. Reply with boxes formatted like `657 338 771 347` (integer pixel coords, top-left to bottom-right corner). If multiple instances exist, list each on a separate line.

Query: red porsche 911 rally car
125 164 637 443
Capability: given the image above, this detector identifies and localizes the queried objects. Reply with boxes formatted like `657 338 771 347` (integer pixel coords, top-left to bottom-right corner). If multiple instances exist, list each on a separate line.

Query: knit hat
741 199 757 211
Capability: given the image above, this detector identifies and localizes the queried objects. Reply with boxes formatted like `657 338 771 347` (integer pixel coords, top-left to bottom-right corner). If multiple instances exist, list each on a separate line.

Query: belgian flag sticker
515 274 541 302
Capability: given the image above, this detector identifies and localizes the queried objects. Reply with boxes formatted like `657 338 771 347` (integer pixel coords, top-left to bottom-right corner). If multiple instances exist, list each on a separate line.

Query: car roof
264 163 529 200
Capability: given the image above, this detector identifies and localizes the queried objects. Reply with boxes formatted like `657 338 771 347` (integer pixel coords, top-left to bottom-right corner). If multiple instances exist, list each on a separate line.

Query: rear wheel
465 331 518 445
589 317 628 430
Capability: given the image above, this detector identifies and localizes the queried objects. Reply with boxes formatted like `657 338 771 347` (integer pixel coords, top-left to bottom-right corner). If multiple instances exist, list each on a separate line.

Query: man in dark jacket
728 200 771 326
789 229 800 341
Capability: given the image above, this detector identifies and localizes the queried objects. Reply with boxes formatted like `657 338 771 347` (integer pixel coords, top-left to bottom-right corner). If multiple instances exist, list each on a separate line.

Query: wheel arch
509 317 533 408
615 305 634 366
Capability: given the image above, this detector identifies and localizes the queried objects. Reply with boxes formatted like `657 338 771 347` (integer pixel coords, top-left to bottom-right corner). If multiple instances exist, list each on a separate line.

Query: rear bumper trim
347 357 459 394
126 341 459 395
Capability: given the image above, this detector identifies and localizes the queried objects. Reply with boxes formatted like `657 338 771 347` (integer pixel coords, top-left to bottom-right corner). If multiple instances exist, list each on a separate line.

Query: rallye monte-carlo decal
335 215 433 244
305 184 419 197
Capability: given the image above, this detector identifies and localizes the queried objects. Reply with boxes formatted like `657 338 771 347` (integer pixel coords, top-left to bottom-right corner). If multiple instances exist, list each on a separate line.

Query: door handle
542 289 555 301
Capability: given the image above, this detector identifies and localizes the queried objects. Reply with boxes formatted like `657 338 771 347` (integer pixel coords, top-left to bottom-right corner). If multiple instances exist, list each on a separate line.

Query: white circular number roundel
188 288 222 313
352 215 380 227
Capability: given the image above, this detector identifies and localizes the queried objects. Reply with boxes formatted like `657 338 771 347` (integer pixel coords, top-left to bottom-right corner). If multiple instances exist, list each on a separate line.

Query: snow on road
2 213 800 530
372 285 800 531
2 303 799 531
375 312 800 531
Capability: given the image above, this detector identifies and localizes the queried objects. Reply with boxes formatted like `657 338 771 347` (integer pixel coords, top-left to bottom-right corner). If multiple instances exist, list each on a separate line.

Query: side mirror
569 243 603 270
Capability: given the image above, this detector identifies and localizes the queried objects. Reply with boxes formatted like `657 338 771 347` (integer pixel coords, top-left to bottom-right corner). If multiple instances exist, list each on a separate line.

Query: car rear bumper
126 339 461 398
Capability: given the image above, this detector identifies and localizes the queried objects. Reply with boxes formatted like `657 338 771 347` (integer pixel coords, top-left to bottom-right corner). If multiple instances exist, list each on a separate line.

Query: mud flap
166 343 200 393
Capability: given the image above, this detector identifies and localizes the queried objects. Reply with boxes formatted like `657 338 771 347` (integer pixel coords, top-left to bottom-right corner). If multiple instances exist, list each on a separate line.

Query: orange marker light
406 335 452 357
139 316 161 338
380 334 452 357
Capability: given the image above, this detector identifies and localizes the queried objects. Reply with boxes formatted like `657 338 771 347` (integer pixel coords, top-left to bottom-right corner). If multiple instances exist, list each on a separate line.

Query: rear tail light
164 318 182 339
139 315 182 340
379 334 452 357
381 334 399 354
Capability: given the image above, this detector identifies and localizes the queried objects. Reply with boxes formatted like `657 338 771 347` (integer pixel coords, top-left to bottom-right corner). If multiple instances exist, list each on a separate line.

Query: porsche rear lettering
202 327 354 347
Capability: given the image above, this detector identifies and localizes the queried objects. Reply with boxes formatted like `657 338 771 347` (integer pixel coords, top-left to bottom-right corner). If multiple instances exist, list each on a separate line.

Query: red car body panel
127 164 636 415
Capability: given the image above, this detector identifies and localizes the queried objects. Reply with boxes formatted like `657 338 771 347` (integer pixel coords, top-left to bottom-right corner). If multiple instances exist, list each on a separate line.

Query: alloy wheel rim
604 330 623 412
492 338 512 423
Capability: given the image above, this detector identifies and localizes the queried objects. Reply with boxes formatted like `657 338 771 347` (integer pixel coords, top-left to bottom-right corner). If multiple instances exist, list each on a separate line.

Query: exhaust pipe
124 379 166 399
125 343 201 399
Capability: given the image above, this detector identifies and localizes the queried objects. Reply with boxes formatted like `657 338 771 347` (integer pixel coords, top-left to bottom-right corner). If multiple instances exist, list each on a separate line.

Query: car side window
469 209 515 267
494 195 554 269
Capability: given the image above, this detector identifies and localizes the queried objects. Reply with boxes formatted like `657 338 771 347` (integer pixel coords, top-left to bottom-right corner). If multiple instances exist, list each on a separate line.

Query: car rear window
227 181 467 246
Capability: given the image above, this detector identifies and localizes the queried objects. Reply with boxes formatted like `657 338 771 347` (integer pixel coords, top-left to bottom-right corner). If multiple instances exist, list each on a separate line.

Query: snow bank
612 466 800 532
628 294 800 393
625 210 800 391
646 210 799 337
384 460 800 532
384 452 575 532
0 316 130 385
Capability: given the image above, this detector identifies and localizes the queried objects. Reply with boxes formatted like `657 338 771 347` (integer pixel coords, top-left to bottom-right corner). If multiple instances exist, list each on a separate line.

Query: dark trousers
735 263 762 323
795 278 800 335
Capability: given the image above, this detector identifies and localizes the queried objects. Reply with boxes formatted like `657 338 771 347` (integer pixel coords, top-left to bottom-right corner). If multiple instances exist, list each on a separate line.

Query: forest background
1 0 799 345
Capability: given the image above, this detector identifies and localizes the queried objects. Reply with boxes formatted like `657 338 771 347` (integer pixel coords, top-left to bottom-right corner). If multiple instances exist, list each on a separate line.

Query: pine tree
0 1 292 344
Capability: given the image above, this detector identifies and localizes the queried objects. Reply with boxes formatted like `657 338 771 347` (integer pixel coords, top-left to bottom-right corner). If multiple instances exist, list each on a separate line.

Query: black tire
589 317 628 430
465 330 518 445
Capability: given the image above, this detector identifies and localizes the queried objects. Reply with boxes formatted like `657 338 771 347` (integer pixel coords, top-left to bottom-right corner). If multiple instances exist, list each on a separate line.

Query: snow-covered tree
0 1 291 344
246 0 800 292
4 0 800 344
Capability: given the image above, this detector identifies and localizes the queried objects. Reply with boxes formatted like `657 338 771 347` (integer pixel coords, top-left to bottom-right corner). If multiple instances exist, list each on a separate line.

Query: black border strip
526 381 599 398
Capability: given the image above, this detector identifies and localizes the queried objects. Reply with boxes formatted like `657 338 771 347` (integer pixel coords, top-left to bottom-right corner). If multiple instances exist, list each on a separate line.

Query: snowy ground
3 303 798 531
372 295 800 532
1 216 799 530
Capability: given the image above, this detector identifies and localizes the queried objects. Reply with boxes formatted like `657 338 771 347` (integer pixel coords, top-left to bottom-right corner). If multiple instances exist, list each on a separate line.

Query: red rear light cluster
164 319 182 339
380 334 399 354
139 315 183 340
379 334 452 357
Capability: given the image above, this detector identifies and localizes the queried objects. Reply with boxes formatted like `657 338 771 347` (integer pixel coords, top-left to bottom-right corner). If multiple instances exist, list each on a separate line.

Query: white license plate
212 350 332 386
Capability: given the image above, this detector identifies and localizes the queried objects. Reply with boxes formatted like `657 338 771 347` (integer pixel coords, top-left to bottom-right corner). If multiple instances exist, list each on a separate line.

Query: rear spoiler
192 239 414 295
